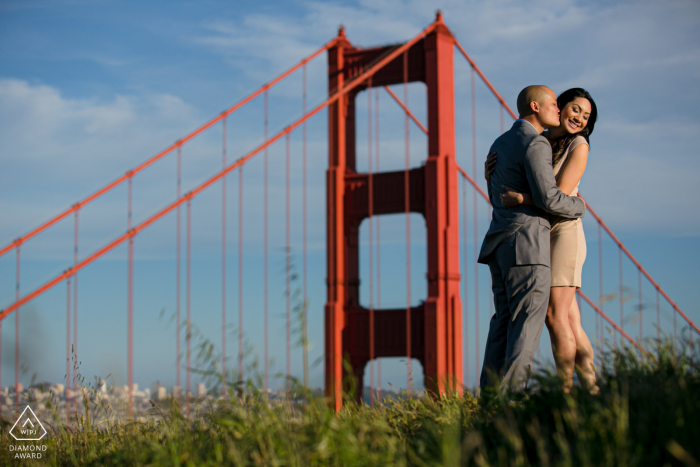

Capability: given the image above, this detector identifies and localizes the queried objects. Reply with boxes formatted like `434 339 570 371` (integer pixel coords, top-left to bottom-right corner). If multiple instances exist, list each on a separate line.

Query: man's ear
530 101 540 114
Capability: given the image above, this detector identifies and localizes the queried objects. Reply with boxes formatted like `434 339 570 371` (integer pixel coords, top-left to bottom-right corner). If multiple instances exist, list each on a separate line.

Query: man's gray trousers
479 233 551 392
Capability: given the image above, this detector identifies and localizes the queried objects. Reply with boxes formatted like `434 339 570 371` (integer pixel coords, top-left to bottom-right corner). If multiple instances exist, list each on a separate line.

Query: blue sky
0 0 699 392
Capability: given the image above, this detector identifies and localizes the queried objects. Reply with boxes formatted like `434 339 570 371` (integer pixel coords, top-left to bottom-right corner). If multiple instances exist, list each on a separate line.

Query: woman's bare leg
568 295 598 392
545 286 577 391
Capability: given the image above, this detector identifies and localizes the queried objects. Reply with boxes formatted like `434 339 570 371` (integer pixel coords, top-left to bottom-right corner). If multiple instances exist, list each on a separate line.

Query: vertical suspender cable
638 269 642 342
264 90 269 393
619 249 623 348
367 77 375 405
186 199 192 415
598 223 603 354
235 134 244 388
11 245 20 413
66 276 71 420
222 118 227 398
656 290 660 346
0 272 2 415
403 51 412 394
302 64 309 391
176 146 182 391
375 87 382 400
692 321 695 366
674 292 677 352
461 177 469 387
15 247 20 412
238 166 244 382
73 210 79 395
0 259 2 411
285 133 291 393
471 67 480 382
127 175 134 419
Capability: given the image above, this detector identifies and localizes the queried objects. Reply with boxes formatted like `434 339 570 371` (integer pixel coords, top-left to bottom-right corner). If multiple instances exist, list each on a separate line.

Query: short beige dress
550 135 588 288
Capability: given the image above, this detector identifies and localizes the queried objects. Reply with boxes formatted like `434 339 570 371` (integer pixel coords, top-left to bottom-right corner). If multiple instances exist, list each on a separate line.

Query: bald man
478 85 585 392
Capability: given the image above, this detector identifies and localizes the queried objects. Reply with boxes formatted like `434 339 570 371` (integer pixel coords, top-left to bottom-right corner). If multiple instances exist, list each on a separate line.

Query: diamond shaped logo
9 406 47 441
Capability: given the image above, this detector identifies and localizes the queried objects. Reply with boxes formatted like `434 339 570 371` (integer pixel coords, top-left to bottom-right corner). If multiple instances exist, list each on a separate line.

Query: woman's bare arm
557 143 589 195
501 186 533 207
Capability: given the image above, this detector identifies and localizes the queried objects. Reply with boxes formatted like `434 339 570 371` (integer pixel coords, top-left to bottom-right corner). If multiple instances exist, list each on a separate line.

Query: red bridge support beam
325 17 462 409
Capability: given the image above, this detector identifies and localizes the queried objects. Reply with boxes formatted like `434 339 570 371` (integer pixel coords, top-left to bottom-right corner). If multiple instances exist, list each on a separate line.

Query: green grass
1 339 698 466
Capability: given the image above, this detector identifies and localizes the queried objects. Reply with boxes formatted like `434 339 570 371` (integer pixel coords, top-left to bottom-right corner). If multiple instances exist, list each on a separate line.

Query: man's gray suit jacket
478 120 585 265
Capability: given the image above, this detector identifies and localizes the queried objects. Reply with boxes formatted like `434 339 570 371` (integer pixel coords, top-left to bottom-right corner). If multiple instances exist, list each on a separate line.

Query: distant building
151 381 167 401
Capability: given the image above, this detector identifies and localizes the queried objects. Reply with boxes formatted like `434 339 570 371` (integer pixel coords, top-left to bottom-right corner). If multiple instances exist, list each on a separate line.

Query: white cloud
0 79 207 250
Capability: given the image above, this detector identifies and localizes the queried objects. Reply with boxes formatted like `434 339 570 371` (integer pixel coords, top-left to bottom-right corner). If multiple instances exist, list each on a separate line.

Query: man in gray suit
478 85 585 392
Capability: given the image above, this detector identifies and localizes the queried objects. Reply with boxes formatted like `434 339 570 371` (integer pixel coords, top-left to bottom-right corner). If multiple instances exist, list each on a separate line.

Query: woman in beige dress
485 88 598 392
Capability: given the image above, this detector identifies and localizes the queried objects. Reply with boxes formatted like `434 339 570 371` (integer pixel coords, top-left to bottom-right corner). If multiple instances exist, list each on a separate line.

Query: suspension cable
383 86 427 133
471 68 480 384
367 76 375 405
403 50 412 395
580 196 698 335
176 146 182 390
638 269 642 342
0 22 452 323
619 250 623 348
222 117 227 399
375 87 382 401
264 90 269 393
578 290 653 360
15 246 20 413
72 210 79 397
186 199 192 417
598 223 603 359
0 42 336 261
302 63 309 391
65 276 70 421
285 133 291 394
127 175 134 419
453 39 517 120
238 166 244 383
461 177 469 387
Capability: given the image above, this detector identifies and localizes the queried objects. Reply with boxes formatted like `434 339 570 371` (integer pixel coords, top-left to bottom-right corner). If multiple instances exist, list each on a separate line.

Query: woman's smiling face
560 97 592 134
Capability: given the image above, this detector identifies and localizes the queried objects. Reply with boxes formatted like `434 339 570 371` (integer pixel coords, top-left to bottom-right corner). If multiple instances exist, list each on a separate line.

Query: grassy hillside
0 339 698 466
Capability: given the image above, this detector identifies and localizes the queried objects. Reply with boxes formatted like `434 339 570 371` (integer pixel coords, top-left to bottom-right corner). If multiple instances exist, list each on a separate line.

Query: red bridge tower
325 16 463 409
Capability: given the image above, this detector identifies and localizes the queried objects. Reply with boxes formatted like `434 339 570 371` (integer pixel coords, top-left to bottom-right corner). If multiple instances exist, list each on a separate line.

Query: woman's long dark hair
549 88 598 167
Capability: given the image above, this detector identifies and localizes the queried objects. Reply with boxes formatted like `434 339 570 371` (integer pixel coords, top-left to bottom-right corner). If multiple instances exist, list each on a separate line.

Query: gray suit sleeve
524 137 585 218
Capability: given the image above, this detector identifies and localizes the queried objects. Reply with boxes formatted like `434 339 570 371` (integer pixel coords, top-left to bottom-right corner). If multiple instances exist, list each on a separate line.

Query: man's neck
520 115 545 134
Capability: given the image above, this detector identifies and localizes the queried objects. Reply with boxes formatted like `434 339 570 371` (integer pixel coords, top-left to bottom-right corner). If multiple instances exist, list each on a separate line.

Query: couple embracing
478 85 598 393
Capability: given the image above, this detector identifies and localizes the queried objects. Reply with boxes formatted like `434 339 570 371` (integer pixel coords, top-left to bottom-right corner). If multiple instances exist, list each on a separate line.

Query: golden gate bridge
0 13 697 416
